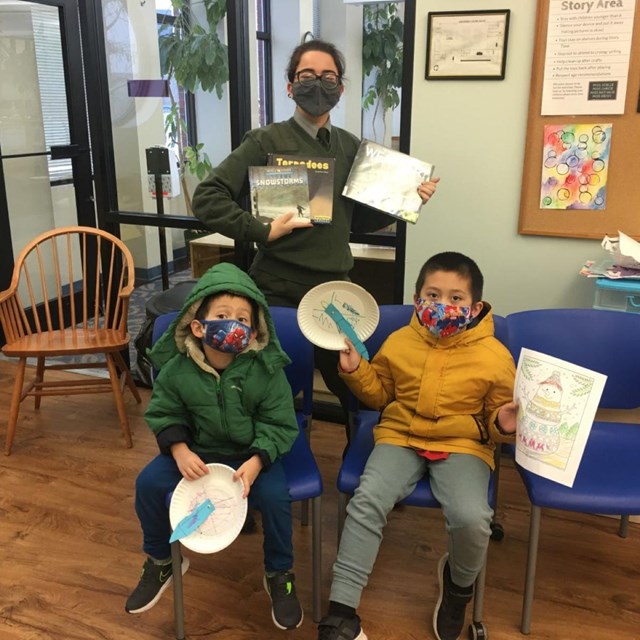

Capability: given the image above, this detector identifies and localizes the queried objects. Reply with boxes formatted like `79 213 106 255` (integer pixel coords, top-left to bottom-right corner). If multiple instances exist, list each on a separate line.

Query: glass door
0 0 94 293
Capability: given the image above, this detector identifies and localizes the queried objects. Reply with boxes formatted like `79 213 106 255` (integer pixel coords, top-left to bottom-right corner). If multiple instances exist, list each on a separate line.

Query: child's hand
171 443 209 480
234 455 264 498
339 337 361 373
497 401 519 434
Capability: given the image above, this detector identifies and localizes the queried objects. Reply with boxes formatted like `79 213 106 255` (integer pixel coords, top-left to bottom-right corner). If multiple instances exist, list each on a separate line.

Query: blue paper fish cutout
324 302 369 360
170 498 215 543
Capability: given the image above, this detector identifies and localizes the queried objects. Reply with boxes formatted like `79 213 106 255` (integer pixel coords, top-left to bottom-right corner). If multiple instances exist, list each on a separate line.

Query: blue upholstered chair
269 306 314 434
150 308 323 639
337 305 508 639
506 308 640 634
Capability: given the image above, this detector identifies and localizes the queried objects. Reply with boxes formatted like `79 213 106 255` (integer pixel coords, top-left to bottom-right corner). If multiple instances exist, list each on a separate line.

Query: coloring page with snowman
514 348 607 488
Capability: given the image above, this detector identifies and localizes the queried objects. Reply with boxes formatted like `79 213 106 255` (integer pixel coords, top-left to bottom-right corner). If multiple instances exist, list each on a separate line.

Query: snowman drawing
520 370 564 456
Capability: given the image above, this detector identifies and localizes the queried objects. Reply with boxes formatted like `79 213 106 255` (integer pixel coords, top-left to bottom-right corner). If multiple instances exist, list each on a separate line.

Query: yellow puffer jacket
341 306 515 469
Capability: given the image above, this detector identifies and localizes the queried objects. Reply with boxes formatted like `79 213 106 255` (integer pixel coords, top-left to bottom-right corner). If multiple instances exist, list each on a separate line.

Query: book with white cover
342 139 435 224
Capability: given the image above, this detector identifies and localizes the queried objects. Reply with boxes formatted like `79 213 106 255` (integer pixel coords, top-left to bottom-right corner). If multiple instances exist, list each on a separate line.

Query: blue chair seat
337 409 496 639
283 427 323 503
506 308 640 634
150 307 323 639
338 411 496 508
518 421 640 513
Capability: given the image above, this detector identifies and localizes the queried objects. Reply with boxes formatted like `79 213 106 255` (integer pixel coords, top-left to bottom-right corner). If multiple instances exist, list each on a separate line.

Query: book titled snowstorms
248 165 311 224
268 154 335 224
342 139 435 224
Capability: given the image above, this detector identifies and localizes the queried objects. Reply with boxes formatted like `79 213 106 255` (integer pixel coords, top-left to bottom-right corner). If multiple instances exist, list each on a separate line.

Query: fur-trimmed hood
148 262 290 373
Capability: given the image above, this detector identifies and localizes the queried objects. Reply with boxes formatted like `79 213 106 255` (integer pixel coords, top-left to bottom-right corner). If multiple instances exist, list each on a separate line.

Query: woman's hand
268 212 314 241
171 443 209 480
234 455 264 498
339 337 362 374
418 176 440 204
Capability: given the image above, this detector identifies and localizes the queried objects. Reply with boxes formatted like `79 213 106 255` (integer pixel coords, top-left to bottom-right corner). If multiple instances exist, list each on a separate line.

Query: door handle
49 144 85 159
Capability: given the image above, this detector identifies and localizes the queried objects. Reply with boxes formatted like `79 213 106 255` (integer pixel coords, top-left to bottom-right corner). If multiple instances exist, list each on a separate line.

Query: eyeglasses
294 70 341 89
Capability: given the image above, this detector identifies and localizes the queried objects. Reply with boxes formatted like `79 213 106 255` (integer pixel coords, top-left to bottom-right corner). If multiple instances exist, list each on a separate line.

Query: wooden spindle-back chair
0 226 141 455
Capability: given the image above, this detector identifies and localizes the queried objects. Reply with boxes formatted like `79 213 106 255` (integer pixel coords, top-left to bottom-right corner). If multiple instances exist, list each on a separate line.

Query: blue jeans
330 444 493 608
135 454 294 572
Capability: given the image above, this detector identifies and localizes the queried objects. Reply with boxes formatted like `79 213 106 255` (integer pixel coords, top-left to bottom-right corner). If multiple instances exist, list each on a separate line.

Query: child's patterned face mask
415 299 473 338
200 319 252 353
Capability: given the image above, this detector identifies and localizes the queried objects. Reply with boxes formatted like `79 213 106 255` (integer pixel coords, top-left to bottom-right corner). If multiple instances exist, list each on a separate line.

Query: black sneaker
263 570 303 629
433 553 473 640
125 556 190 614
317 614 367 640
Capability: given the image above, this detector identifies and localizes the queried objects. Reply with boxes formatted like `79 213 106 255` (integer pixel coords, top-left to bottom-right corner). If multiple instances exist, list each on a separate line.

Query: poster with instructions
514 348 607 487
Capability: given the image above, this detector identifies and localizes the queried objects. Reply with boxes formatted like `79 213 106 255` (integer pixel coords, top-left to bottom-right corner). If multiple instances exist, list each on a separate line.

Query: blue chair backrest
506 308 640 409
152 310 179 346
364 304 414 359
363 306 508 355
493 313 508 348
269 306 314 417
151 309 312 407
150 311 179 379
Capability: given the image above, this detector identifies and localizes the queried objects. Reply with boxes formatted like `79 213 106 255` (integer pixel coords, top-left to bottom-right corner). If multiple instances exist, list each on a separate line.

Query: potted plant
158 0 228 214
362 2 403 145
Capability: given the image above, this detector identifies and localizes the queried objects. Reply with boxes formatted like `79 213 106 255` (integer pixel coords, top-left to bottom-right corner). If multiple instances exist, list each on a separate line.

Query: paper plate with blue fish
169 463 247 554
297 281 379 353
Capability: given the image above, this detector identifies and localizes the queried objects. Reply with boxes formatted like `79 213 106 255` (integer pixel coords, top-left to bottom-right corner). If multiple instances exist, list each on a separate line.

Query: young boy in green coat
126 263 302 630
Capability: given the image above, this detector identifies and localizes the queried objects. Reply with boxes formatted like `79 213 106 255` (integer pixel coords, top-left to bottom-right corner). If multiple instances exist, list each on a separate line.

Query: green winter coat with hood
145 263 298 468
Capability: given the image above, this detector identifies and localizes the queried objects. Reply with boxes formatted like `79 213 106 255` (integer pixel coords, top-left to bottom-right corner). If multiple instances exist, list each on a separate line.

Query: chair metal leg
472 557 487 622
5 357 27 456
312 495 322 623
618 515 629 538
300 417 312 527
301 499 310 527
521 505 542 635
171 541 185 640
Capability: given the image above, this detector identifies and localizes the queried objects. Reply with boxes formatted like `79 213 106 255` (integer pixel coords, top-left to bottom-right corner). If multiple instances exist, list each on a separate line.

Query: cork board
518 0 640 240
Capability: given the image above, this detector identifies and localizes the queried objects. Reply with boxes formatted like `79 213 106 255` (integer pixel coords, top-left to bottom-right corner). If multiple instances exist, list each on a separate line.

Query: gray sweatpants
330 444 493 608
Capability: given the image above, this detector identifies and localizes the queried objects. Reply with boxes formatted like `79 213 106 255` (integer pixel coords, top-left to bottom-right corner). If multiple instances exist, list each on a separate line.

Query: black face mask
291 81 341 117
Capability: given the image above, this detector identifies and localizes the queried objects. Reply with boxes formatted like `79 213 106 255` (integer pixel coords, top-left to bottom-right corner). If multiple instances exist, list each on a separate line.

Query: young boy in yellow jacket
317 252 518 640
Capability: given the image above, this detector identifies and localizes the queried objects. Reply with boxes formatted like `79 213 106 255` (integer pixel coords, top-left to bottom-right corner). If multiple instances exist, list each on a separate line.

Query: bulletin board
518 0 640 240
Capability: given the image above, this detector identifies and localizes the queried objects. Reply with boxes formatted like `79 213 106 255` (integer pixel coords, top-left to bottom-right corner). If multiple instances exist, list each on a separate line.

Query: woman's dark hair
286 39 346 82
414 252 484 303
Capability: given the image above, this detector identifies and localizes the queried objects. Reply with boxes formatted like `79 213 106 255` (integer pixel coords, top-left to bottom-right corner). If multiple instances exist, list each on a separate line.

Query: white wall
271 0 315 123
407 0 596 315
320 0 364 135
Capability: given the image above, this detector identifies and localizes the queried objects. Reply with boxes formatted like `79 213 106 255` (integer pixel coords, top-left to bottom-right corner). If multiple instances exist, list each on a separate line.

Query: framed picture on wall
425 10 510 80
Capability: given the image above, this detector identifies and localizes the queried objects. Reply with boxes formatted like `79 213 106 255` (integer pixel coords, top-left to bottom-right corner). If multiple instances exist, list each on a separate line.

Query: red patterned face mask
415 299 473 338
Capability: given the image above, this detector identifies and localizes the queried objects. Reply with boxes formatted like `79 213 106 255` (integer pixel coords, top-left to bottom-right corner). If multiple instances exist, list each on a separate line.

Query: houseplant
362 3 403 145
158 0 228 211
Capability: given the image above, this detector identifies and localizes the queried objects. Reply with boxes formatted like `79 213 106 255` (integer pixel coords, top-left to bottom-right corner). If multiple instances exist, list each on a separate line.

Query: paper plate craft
297 281 379 355
169 463 247 554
